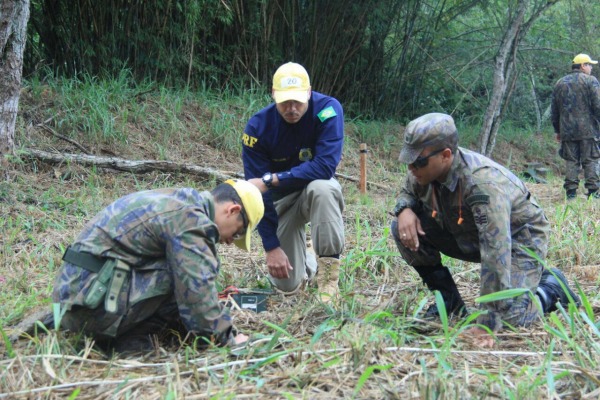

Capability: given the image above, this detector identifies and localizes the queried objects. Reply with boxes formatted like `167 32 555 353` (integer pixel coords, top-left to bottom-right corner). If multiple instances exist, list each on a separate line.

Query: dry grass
1 88 600 399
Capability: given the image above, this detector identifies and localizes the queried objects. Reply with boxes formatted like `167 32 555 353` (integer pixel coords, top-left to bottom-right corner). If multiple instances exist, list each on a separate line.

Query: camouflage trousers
391 210 542 330
60 293 179 341
559 139 600 192
58 259 179 340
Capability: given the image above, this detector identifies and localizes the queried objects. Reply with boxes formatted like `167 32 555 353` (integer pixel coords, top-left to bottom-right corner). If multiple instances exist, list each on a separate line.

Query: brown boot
306 235 315 257
316 257 341 303
305 234 317 284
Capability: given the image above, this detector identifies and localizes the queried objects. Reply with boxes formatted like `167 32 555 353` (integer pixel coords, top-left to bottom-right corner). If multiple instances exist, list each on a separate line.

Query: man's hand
396 208 425 252
248 177 268 193
249 174 280 193
233 333 249 345
266 247 293 279
461 327 495 348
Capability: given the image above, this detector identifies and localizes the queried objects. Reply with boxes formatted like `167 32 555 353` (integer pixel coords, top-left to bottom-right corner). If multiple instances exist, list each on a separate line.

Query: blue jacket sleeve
242 120 281 251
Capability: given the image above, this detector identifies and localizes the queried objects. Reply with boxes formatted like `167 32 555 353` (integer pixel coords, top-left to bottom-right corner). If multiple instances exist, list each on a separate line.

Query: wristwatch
262 172 274 188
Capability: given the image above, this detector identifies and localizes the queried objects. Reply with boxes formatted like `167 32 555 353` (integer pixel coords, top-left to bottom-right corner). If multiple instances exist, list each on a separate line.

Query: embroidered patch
317 106 337 122
466 194 490 207
242 133 258 148
299 148 313 161
473 205 488 227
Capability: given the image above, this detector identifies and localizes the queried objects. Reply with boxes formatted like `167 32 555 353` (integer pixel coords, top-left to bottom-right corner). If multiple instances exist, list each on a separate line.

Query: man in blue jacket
242 62 345 303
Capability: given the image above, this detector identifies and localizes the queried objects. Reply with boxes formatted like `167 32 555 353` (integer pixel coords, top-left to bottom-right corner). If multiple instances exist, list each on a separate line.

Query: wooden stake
359 143 367 194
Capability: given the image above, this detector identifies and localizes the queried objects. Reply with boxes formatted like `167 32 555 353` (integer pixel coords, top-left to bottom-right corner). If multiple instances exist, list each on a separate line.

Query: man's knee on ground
271 276 304 293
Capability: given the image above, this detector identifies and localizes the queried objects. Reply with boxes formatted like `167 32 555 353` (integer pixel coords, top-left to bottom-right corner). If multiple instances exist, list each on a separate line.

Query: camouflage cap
398 113 458 164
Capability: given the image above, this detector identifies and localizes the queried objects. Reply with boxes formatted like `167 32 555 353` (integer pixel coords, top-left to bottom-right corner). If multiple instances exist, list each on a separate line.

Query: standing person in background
242 62 345 303
53 180 264 354
551 53 600 199
391 113 580 348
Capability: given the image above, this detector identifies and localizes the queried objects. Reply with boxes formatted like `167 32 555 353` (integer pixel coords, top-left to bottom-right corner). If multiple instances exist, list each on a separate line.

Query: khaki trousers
270 178 345 292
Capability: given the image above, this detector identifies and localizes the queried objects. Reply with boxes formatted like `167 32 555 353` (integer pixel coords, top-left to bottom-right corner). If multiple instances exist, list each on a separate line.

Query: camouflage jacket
396 148 550 329
53 188 233 344
551 71 600 140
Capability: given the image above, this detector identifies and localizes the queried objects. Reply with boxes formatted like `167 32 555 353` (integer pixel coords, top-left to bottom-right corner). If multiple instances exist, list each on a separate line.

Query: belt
62 246 130 314
62 247 105 273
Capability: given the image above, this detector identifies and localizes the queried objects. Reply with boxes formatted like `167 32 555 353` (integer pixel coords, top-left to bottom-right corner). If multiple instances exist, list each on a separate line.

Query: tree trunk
529 68 542 132
478 0 528 157
0 0 30 176
478 0 559 157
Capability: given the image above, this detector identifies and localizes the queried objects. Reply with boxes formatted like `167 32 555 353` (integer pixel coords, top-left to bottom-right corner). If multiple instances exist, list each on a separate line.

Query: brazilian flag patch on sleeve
317 106 337 122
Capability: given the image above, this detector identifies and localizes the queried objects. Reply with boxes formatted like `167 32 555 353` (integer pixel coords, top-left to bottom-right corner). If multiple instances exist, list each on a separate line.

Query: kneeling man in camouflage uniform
391 113 580 347
53 179 263 353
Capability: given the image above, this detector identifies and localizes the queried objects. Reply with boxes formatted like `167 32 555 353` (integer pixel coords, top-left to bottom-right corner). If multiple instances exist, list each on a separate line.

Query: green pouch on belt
105 260 131 314
83 258 117 309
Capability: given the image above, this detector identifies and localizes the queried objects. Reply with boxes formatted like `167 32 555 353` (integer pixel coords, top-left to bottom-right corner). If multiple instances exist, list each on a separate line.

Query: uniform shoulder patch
472 205 488 227
466 194 490 207
317 106 337 122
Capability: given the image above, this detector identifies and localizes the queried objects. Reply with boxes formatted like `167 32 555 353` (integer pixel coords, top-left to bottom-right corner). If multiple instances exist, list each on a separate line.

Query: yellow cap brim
233 230 251 251
273 90 310 104
224 179 264 252
232 205 258 251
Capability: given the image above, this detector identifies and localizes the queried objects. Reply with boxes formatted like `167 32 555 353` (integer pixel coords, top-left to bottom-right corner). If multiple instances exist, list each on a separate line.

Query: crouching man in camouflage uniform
391 113 580 348
53 179 264 353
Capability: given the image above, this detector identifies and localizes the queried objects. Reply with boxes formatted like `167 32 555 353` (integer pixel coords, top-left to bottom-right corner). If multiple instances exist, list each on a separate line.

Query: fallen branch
38 125 91 155
21 148 237 182
28 114 91 154
20 148 390 189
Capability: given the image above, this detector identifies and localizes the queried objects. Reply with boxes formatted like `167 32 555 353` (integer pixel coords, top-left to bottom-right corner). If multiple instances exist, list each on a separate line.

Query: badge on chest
299 148 313 161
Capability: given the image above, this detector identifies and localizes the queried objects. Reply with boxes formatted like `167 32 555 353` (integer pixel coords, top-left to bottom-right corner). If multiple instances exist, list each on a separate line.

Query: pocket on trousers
559 142 578 161
82 277 108 309
591 138 600 159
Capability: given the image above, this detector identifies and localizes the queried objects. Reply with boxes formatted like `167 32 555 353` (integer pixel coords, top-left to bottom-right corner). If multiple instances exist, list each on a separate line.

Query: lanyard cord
457 179 464 225
431 185 438 218
431 181 464 225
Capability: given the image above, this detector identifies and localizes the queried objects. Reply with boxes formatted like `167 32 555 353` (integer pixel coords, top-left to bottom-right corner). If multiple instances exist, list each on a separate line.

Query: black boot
536 268 581 313
587 189 600 199
566 189 577 200
111 315 178 355
413 265 468 319
111 334 155 355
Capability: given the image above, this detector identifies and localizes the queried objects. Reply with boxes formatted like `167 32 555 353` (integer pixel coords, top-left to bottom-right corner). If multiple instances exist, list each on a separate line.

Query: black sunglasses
410 148 446 169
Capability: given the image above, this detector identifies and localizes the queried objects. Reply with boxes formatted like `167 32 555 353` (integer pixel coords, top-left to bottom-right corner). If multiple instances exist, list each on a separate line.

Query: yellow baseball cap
272 62 311 104
572 54 598 64
225 179 264 251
